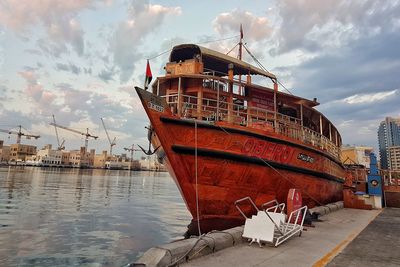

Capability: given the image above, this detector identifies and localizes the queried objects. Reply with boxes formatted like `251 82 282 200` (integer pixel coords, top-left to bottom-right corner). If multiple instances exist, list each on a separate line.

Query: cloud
18 70 57 106
342 90 397 104
109 0 181 83
274 0 400 54
0 0 93 56
213 9 272 41
24 49 42 56
36 37 70 58
55 62 81 75
0 85 10 102
289 30 400 103
98 67 116 83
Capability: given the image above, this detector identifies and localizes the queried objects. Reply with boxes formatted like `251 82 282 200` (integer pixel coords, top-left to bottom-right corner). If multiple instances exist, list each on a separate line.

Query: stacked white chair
235 197 307 247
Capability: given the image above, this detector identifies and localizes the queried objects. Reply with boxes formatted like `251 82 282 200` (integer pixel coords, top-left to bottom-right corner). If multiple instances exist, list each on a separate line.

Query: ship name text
148 101 164 113
241 138 294 163
297 153 314 163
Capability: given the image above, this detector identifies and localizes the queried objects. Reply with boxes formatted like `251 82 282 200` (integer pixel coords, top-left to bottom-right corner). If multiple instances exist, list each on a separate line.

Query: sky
0 0 400 157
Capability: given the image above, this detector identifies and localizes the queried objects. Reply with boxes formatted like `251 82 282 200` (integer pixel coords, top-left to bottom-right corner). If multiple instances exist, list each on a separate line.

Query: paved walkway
327 208 400 267
183 208 381 267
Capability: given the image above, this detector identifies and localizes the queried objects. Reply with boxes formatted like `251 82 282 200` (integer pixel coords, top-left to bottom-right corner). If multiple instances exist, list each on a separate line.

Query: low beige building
341 146 373 167
139 156 166 171
66 147 95 168
93 150 109 168
26 144 63 166
9 143 37 162
0 140 11 163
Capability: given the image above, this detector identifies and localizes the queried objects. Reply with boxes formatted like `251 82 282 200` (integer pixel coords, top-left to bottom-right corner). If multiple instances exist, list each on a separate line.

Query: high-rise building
378 117 400 169
389 146 400 170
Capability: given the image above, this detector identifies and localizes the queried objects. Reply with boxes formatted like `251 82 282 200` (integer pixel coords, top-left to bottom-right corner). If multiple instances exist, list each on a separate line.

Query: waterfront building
341 146 373 167
67 147 95 168
389 146 400 171
61 151 70 165
0 140 11 163
9 143 37 162
26 144 63 166
378 117 400 169
93 150 109 168
139 155 165 171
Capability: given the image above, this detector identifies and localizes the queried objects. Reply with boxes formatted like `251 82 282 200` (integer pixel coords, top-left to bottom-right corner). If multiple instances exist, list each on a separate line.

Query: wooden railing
381 170 400 186
162 93 340 158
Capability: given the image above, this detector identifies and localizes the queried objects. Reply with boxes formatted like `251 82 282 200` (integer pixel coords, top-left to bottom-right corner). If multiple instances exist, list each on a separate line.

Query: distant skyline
1 0 400 155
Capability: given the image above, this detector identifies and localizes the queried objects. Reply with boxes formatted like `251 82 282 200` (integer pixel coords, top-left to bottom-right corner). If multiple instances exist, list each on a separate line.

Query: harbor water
0 166 191 266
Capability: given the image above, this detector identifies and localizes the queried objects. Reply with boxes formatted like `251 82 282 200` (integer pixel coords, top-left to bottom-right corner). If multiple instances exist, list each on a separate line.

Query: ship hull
136 87 345 234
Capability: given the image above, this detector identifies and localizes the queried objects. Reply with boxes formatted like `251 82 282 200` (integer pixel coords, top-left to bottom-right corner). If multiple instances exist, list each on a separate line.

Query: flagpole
144 59 148 90
144 59 153 91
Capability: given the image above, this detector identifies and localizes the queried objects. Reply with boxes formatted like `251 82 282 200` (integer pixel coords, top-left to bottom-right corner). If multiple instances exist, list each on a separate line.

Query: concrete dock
181 208 382 267
327 208 400 267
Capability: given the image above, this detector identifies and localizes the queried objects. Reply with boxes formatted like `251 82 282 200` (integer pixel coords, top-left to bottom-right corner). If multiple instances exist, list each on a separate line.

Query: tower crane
100 118 116 156
124 144 140 169
49 121 98 151
0 125 40 144
52 115 65 150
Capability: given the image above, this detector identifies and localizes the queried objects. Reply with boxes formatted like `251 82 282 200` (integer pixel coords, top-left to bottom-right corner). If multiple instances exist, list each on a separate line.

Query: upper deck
150 44 342 159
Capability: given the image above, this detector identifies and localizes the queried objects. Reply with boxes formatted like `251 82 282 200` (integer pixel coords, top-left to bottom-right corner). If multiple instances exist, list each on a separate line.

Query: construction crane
100 118 116 156
0 125 40 144
49 121 98 151
124 144 140 169
52 115 65 150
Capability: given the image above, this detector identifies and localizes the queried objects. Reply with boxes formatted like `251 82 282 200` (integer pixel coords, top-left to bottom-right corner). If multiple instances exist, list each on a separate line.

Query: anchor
138 125 160 155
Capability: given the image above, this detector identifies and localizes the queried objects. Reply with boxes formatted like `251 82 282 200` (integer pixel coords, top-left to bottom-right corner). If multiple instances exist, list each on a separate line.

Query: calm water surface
0 166 191 266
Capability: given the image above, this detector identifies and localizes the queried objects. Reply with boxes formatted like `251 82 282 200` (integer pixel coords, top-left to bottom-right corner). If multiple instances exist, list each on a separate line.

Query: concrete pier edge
312 208 382 267
132 201 344 267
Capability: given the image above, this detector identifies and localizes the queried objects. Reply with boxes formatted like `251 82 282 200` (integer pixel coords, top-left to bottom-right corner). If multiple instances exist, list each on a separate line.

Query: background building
378 117 400 169
341 146 373 167
389 146 400 171
0 140 11 163
9 144 37 162
26 144 63 166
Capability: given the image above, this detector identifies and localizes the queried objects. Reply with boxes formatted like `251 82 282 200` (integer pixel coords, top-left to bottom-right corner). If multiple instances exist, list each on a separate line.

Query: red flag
144 59 152 90
240 24 243 39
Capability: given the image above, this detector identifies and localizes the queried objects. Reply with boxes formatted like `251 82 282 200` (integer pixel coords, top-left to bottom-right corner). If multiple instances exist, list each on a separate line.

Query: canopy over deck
169 44 277 80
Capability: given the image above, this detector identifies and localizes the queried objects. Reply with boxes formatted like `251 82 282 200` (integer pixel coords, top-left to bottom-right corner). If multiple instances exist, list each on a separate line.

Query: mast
238 24 243 94
239 24 243 60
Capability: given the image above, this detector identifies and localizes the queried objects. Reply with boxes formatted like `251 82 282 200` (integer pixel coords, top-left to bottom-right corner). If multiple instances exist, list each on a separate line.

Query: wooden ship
135 40 345 235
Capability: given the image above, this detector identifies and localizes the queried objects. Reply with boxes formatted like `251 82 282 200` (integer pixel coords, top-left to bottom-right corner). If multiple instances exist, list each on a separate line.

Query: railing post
216 80 220 121
197 88 203 120
274 86 277 133
319 115 323 148
177 77 182 116
300 104 304 142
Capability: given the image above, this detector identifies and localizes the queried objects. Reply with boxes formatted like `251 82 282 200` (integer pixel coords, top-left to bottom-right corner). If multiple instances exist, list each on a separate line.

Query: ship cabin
150 44 342 159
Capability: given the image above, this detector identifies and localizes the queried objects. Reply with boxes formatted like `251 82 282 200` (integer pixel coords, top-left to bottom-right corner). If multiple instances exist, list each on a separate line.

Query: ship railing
162 94 339 158
381 170 400 186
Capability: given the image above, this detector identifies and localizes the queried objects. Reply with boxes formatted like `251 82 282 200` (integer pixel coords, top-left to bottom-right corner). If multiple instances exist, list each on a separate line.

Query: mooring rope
194 120 202 236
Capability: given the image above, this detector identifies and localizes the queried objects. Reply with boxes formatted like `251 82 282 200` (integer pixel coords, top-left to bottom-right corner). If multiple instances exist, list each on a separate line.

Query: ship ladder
235 197 307 247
